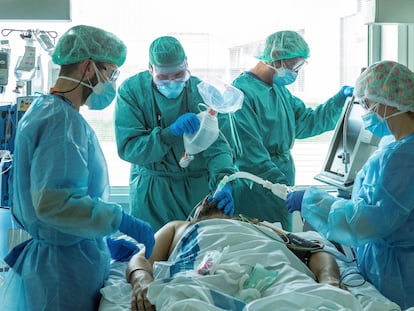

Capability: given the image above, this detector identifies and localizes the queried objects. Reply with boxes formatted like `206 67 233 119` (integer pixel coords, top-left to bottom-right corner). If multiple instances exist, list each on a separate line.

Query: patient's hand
130 270 154 311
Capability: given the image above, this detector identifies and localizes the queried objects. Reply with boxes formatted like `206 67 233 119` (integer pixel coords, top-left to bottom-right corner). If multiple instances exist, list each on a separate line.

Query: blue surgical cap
257 30 310 62
149 36 186 67
52 25 127 66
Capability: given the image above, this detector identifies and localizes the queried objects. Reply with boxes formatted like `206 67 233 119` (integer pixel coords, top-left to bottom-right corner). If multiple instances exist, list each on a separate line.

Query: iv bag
197 79 244 113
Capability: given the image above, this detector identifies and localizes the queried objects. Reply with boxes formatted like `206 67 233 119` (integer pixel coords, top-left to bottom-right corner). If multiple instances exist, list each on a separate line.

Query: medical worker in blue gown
115 36 237 231
0 25 155 311
219 30 354 231
286 60 414 309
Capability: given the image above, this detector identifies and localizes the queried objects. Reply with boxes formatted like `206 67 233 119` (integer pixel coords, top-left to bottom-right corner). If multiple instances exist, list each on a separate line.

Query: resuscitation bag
179 108 219 168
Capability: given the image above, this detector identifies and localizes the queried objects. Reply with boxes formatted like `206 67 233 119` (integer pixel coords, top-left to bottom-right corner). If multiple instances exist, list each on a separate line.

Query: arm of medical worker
119 211 155 259
294 88 352 139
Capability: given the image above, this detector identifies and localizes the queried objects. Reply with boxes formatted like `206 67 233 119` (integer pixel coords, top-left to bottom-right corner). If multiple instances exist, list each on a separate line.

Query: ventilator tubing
217 171 292 200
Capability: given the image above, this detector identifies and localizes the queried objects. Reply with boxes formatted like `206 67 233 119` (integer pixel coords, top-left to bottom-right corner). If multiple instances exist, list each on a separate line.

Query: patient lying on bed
126 197 361 311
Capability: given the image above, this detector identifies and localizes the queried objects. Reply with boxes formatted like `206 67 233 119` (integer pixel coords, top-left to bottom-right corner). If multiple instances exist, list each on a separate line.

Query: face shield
151 61 190 86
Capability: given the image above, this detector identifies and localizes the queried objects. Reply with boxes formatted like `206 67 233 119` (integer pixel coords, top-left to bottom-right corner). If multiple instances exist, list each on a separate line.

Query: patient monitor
314 97 380 198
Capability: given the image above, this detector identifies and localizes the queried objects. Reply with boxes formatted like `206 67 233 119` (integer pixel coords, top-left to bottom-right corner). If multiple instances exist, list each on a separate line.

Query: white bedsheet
99 219 403 311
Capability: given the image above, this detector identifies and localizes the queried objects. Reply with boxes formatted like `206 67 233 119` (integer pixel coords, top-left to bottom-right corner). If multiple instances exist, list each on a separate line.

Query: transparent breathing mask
197 79 244 113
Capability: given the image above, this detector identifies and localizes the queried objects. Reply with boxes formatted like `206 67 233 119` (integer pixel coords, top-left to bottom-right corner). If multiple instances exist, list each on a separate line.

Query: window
0 0 367 189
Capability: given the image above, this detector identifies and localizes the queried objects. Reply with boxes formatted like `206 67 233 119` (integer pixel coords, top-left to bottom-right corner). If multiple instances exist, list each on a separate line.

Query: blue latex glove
340 86 354 97
119 211 155 259
170 113 200 136
208 184 234 217
106 237 140 262
286 190 306 213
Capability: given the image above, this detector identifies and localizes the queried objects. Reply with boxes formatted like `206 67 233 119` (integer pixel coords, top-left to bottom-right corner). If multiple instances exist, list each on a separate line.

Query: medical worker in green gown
115 36 237 231
219 30 354 231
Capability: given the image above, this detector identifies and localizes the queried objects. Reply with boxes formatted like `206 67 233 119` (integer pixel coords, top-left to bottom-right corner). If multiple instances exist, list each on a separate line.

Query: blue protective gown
219 72 347 230
115 71 236 231
302 133 414 309
0 94 123 310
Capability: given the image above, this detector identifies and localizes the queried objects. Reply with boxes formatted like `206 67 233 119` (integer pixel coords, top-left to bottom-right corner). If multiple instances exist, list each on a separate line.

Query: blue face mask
56 74 116 110
156 81 186 99
273 67 298 86
361 111 391 138
84 80 116 110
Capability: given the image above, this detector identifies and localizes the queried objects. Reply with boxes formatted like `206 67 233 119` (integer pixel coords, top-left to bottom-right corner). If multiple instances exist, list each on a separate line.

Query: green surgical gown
115 71 236 231
219 72 347 230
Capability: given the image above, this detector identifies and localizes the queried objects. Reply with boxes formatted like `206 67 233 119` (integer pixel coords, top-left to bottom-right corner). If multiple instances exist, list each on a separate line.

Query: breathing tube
214 171 293 200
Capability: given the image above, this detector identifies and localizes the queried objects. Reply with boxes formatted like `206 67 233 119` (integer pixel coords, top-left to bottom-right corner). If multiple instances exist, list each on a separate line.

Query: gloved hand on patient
208 184 234 217
170 112 200 136
119 211 155 259
286 190 306 213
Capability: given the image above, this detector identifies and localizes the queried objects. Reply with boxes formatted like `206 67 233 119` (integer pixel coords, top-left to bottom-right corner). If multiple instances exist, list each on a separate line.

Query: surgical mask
84 80 116 110
84 63 116 110
57 63 117 110
272 66 297 86
362 112 391 138
362 105 405 138
156 81 186 99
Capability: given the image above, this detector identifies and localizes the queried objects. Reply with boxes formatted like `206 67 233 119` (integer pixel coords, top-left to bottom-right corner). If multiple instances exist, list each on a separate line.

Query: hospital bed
98 220 408 311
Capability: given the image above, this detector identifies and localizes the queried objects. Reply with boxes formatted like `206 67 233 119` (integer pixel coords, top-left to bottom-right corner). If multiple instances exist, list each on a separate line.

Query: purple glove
340 86 354 97
208 184 234 217
170 113 200 136
119 211 155 259
286 190 305 213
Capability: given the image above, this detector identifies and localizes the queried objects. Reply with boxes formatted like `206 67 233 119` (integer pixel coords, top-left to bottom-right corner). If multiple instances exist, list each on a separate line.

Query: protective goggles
358 98 376 111
101 65 120 83
281 58 307 72
95 62 120 83
152 68 191 86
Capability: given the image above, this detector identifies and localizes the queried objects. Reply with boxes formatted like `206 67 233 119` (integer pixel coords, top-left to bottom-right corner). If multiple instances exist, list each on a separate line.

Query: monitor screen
314 97 380 197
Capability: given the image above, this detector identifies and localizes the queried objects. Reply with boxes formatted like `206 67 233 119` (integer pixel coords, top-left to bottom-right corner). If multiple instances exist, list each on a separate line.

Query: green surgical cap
52 25 127 66
149 36 186 67
257 30 310 62
355 60 414 112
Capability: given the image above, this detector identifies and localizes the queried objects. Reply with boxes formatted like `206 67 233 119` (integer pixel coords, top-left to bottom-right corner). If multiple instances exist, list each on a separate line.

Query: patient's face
193 195 228 221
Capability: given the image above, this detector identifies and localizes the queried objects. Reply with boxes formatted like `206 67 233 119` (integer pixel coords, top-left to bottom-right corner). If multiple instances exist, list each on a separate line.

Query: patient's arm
308 251 347 290
126 220 190 311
